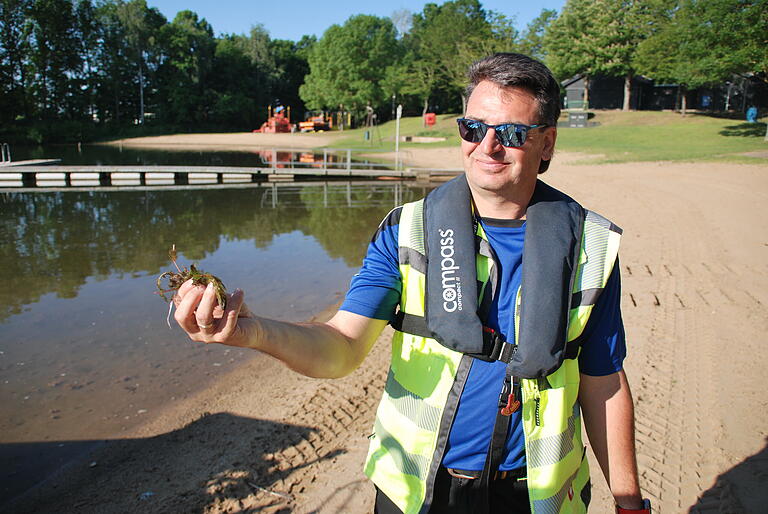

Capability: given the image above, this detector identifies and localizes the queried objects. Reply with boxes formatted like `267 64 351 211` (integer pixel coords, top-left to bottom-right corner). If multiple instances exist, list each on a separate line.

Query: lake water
0 179 425 504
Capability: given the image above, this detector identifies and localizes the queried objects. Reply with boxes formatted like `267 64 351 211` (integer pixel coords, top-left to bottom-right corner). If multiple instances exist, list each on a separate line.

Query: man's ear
542 126 557 161
538 127 557 174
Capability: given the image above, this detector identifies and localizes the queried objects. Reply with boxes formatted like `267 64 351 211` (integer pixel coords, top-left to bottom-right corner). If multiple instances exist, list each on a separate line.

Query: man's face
461 80 556 198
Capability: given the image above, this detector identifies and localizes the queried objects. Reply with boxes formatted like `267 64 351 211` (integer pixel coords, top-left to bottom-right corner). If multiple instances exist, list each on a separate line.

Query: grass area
556 110 767 164
324 112 461 151
323 110 767 165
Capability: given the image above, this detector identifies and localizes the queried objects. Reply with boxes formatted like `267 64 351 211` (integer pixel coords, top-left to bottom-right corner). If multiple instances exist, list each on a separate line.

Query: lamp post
395 104 402 171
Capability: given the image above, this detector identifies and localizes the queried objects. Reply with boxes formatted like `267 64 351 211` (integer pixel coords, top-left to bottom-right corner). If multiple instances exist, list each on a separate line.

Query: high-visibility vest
364 198 622 514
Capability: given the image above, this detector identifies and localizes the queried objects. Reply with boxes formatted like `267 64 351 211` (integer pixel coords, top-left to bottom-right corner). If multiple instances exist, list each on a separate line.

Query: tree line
1 0 765 144
0 0 314 142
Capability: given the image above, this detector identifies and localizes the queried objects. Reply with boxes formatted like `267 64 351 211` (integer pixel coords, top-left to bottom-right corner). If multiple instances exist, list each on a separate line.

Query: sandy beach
7 132 768 513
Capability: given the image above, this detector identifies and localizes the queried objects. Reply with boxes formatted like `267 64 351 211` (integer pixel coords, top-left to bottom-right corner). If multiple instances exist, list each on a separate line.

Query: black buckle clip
482 326 516 363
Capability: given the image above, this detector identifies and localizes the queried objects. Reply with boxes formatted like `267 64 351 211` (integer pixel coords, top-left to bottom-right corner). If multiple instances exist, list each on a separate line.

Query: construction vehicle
299 110 332 132
254 105 294 133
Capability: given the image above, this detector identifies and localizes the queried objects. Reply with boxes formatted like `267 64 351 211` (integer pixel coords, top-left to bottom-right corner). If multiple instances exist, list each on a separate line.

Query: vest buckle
498 376 521 416
482 326 517 363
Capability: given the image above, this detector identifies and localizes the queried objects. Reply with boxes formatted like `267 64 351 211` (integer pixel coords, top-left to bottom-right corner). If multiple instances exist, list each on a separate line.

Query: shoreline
96 132 342 152
94 131 590 169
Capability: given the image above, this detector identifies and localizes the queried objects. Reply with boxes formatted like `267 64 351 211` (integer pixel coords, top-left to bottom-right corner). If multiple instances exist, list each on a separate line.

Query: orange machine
254 105 294 133
298 110 332 132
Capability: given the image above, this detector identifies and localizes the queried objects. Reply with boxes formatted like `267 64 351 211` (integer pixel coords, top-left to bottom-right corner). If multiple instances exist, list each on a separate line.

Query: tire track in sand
244 330 390 513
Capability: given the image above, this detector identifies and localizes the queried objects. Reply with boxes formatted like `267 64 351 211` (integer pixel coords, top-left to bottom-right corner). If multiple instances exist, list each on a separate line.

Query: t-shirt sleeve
339 206 402 321
578 258 627 376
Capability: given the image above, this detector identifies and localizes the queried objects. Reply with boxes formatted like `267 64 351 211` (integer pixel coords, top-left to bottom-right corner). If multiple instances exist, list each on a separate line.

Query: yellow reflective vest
364 198 622 514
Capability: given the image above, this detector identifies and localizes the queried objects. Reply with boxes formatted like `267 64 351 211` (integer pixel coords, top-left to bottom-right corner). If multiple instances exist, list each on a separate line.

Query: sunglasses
456 118 548 148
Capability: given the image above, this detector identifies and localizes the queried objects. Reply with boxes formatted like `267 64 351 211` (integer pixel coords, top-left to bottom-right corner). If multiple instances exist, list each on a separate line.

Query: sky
145 0 567 41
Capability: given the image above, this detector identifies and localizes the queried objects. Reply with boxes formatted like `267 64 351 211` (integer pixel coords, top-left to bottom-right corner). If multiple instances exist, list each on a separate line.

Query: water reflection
0 182 426 501
0 184 415 322
11 144 370 168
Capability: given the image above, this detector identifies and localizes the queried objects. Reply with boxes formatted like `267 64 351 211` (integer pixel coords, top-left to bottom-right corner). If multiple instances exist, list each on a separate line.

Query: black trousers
374 467 531 514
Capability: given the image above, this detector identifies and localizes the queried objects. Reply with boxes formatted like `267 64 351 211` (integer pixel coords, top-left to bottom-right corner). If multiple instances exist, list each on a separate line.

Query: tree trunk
681 87 687 116
114 82 120 124
583 76 590 109
138 54 145 125
623 73 632 111
460 93 467 115
422 96 428 127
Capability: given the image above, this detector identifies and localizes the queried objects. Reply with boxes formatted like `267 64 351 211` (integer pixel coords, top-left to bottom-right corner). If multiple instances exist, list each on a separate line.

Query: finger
174 283 206 334
173 279 198 308
195 282 218 332
214 289 245 340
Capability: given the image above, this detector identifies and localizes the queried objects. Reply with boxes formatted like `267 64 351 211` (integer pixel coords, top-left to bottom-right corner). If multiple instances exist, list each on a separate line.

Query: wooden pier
0 158 62 167
0 164 462 191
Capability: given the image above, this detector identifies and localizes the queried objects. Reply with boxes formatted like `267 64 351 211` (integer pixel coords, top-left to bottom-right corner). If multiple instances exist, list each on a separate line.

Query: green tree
237 24 277 100
545 0 650 111
398 53 440 119
519 8 558 61
410 0 495 112
636 0 767 116
116 0 165 124
157 10 216 123
28 0 82 119
269 35 314 121
92 0 133 124
72 0 98 120
0 0 32 122
300 14 401 118
208 35 257 127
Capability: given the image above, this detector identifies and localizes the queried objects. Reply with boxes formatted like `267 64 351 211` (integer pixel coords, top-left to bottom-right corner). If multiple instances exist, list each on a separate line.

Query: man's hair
467 52 561 126
466 53 561 172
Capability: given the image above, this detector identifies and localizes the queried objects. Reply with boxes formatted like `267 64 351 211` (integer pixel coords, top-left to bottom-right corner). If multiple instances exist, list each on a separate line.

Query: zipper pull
500 376 521 416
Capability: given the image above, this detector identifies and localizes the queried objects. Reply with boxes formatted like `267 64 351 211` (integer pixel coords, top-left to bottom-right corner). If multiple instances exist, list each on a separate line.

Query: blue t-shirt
340 206 626 471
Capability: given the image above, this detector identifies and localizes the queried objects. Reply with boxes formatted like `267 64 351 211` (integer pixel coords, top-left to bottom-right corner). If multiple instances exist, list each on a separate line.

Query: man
173 53 650 514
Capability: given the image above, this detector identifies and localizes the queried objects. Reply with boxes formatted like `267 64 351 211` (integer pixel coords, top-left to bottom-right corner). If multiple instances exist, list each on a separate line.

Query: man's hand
173 279 251 346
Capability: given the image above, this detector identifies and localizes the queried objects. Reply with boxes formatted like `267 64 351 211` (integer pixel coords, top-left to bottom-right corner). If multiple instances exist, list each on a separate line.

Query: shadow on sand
690 438 768 513
2 411 345 513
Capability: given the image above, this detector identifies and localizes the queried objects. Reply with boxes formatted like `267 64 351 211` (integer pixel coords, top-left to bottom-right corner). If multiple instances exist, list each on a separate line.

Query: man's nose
479 126 502 153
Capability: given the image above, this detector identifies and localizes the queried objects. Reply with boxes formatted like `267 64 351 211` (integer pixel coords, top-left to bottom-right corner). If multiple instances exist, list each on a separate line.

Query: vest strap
390 311 516 362
391 310 583 363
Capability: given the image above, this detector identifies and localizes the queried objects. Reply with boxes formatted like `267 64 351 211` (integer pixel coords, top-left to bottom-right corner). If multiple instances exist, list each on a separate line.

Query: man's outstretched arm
174 280 388 379
580 370 645 510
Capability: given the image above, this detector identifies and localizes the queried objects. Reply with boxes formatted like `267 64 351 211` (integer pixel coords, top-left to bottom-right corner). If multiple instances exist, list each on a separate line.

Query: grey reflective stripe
477 235 498 304
409 200 426 254
531 464 581 514
571 287 603 307
579 214 613 291
399 246 427 274
384 369 442 432
374 417 431 480
527 407 576 468
585 210 622 235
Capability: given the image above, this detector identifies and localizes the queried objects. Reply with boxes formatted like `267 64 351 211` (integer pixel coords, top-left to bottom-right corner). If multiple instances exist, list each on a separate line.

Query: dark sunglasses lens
458 119 485 143
496 124 526 147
